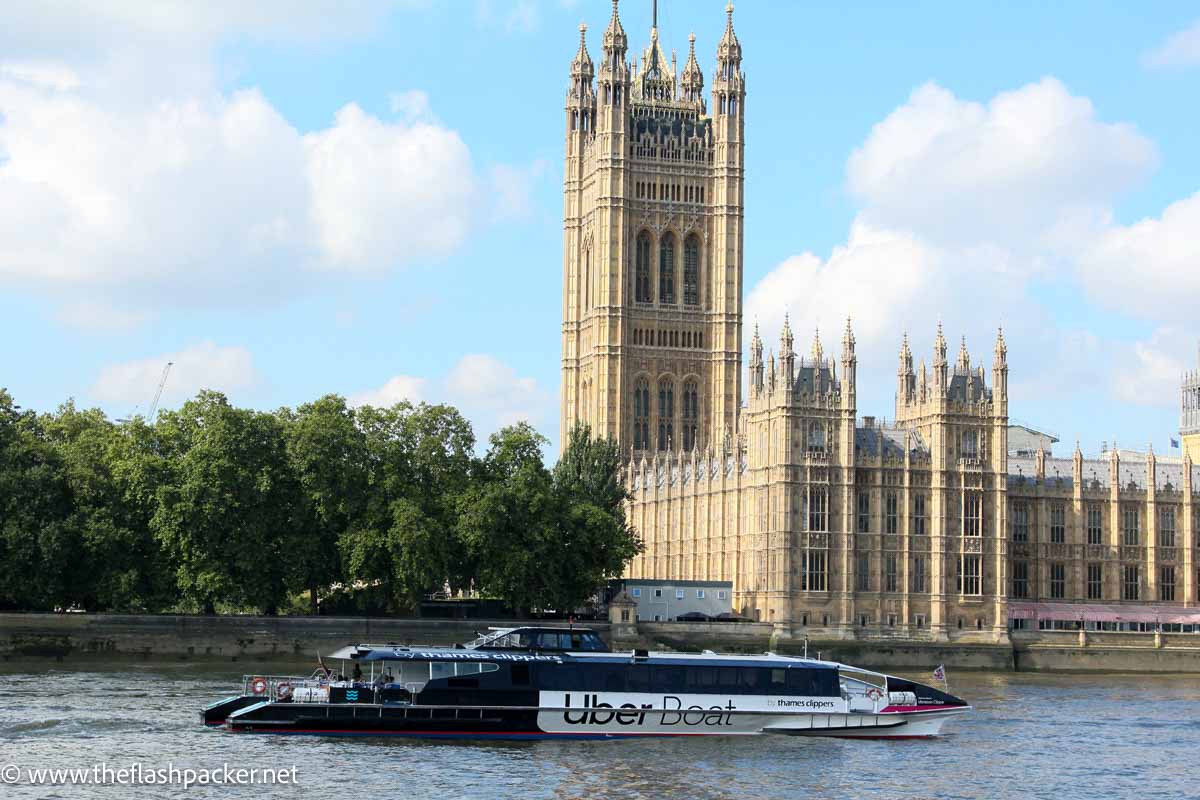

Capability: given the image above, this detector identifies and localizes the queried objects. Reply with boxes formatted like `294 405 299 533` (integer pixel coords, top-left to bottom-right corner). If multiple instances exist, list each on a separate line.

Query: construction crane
147 361 173 422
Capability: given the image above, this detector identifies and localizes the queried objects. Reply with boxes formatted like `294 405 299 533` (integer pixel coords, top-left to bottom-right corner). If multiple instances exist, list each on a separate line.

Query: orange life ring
249 676 269 696
865 687 884 701
276 681 293 700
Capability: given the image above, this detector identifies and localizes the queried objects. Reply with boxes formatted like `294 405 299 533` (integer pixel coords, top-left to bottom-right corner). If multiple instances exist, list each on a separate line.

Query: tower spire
602 0 627 65
681 31 704 102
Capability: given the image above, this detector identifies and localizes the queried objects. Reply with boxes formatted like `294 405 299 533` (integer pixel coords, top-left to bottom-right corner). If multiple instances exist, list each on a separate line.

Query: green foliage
340 402 476 611
152 391 301 614
280 395 367 613
0 389 79 611
0 389 640 616
459 423 640 613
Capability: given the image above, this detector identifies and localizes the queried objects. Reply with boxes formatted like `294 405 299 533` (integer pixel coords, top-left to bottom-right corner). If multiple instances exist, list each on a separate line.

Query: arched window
659 233 676 305
683 234 700 306
657 378 674 451
682 380 699 451
635 232 652 303
808 421 826 453
633 378 650 450
961 429 978 459
582 244 591 311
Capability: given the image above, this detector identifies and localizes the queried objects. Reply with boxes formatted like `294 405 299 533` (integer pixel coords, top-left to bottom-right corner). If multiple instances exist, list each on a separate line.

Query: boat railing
464 627 520 649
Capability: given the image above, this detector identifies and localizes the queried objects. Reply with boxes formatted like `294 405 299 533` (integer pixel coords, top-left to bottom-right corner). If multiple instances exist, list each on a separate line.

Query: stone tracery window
683 234 700 306
657 378 674 450
682 380 699 451
633 378 650 450
658 232 676 305
635 231 652 303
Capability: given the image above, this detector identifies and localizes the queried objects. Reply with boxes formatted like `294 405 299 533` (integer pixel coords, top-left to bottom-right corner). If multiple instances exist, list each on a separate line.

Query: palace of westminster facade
560 2 1200 640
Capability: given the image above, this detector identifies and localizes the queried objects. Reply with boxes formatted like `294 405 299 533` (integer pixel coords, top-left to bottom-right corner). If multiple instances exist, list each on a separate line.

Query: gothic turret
716 3 742 73
780 314 795 386
841 317 857 409
750 323 764 395
713 3 744 123
933 321 948 389
992 326 1009 410
897 332 915 406
566 24 595 139
601 0 627 65
956 335 970 373
680 33 704 104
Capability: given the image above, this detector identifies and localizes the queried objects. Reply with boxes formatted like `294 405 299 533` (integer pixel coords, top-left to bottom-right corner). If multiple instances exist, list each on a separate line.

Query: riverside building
559 2 1200 641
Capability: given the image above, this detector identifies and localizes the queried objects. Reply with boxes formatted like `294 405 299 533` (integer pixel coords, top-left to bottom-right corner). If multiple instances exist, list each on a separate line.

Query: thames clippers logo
561 693 735 727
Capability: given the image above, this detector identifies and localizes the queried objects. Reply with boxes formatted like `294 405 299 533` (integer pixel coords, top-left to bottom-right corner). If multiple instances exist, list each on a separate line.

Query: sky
2 0 1199 459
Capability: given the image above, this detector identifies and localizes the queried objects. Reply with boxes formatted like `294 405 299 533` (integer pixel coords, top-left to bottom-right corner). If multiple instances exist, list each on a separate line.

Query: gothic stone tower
561 1 745 456
1183 342 1200 463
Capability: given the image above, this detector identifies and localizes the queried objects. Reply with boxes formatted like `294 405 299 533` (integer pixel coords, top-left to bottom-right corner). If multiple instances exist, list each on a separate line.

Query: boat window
771 669 787 688
579 632 606 651
627 665 652 692
685 667 718 690
652 665 687 693
716 667 760 691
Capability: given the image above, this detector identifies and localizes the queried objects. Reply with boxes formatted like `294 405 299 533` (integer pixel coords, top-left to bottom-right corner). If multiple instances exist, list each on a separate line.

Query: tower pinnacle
602 0 627 63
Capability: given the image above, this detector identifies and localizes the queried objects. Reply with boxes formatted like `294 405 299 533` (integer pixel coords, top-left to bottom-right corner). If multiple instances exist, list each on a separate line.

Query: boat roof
330 644 844 671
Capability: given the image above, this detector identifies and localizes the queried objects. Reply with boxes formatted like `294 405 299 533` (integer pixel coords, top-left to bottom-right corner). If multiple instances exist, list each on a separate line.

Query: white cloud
1113 327 1193 407
749 77 1184 436
304 103 477 272
90 341 259 411
445 354 551 429
1076 191 1200 323
352 354 554 440
0 76 479 314
348 375 428 408
0 0 525 330
847 79 1156 249
0 61 80 91
1143 20 1200 69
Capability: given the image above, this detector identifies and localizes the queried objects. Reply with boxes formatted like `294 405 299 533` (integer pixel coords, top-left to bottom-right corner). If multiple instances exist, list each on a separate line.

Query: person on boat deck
352 663 363 684
373 670 393 688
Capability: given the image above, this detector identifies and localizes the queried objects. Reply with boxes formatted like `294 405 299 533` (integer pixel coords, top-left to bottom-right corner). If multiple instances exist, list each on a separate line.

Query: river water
0 661 1196 799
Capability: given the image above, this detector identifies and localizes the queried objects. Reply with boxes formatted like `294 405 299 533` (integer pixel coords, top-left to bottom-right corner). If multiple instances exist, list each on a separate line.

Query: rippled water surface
1 662 1198 799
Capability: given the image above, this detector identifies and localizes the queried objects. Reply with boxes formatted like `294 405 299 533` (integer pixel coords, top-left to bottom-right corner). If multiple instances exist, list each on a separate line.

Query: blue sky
2 1 1199 458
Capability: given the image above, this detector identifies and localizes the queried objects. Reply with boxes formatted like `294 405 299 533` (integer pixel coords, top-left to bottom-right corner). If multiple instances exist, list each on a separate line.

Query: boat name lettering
562 693 734 727
772 698 836 709
386 651 563 663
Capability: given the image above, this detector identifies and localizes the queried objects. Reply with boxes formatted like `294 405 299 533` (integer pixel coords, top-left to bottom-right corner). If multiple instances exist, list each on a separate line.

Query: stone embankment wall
0 613 552 662
2 613 1199 672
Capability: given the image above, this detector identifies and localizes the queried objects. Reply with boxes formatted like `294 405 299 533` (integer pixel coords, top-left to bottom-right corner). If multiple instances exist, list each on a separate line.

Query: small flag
933 664 946 683
1171 438 1180 449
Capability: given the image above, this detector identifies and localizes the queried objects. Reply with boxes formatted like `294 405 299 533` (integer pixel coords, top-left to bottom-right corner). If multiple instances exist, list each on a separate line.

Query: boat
200 626 970 739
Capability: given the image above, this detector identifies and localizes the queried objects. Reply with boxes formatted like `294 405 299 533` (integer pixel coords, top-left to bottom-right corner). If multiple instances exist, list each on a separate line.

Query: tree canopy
0 388 638 616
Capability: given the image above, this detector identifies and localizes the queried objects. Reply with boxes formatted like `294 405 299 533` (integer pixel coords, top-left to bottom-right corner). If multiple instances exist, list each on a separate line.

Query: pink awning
1009 601 1200 625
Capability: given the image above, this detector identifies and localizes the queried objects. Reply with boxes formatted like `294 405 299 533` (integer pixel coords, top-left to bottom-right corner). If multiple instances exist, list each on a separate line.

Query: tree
459 423 641 614
41 402 172 612
457 423 557 615
549 423 641 608
152 391 302 614
0 390 78 611
340 402 476 610
280 395 367 614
